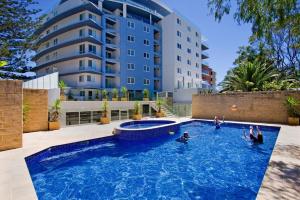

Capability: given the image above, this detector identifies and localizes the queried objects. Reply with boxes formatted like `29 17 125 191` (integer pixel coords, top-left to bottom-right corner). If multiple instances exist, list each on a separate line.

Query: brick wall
0 80 23 151
192 91 300 124
23 89 48 133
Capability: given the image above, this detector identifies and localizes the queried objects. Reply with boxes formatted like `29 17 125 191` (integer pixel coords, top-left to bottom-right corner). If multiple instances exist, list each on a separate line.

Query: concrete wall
23 89 49 133
192 91 300 124
0 80 23 151
23 72 59 89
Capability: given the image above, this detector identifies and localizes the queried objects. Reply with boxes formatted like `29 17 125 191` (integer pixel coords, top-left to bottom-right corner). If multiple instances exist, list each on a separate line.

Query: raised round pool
115 120 179 141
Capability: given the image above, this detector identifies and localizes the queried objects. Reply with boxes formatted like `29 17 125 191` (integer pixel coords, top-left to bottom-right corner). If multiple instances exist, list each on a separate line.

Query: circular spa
115 120 180 141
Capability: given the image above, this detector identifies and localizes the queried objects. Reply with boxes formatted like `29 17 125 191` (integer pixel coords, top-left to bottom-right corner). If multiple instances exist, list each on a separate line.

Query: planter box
100 117 110 124
112 98 118 101
102 98 108 101
156 112 165 118
288 117 299 126
60 95 66 101
49 121 60 131
133 114 142 120
121 98 128 101
143 98 149 101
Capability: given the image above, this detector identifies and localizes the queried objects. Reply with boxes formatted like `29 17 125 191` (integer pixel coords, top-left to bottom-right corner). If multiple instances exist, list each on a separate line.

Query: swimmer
214 116 221 129
243 126 263 144
176 131 190 143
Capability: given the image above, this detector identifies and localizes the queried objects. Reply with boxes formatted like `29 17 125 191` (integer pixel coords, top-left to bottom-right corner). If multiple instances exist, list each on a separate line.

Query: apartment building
202 61 216 89
33 0 214 101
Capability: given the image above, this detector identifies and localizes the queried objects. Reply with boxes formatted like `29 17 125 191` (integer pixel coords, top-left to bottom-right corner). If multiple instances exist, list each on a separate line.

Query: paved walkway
0 118 299 200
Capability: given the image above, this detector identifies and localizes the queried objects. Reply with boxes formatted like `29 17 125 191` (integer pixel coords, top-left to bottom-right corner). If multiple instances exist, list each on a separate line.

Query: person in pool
244 126 263 144
214 116 221 129
176 132 190 143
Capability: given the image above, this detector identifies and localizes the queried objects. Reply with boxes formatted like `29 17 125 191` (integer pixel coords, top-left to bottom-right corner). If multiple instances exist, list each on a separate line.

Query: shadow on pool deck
258 144 300 200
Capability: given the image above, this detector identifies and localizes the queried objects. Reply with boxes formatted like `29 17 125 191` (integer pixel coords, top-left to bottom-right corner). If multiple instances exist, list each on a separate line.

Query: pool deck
0 117 299 200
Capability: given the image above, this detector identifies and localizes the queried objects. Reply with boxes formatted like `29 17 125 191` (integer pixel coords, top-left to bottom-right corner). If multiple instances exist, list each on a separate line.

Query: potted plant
102 89 108 101
285 96 300 125
100 101 110 124
143 89 150 101
156 98 165 118
58 80 67 101
49 99 61 130
112 88 119 101
133 101 142 120
121 86 128 101
95 90 100 100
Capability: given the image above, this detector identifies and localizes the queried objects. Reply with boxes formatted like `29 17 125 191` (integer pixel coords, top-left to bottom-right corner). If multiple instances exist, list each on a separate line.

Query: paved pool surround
0 118 299 200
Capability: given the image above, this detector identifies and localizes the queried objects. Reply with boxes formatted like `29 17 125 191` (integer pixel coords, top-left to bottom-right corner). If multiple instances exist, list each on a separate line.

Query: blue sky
35 0 252 84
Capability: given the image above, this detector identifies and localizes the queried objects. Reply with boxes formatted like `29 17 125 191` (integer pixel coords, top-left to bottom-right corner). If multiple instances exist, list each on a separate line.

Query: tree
0 0 43 78
208 0 300 71
220 61 280 92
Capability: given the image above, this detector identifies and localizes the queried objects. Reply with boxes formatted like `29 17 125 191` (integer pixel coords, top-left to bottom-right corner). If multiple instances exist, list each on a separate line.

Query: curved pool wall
115 120 179 141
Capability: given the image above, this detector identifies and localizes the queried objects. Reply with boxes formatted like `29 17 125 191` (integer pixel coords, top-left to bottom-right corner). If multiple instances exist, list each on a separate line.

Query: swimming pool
26 120 279 200
120 120 176 129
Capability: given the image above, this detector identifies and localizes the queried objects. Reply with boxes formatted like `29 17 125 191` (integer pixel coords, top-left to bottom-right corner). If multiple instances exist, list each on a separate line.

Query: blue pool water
120 120 175 129
26 121 279 200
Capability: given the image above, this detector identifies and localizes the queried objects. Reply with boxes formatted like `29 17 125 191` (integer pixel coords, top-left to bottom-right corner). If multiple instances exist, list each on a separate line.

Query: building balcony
106 56 120 64
202 61 210 67
76 82 102 89
202 52 209 59
106 15 117 24
201 41 209 50
34 36 103 61
105 67 120 76
37 19 102 46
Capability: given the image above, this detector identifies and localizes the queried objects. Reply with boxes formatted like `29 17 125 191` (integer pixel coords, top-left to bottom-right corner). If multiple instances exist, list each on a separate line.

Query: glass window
144 65 150 72
79 13 85 21
144 52 150 59
92 111 102 123
127 63 135 70
177 55 181 61
66 112 79 126
127 21 135 29
187 48 191 53
144 26 150 33
87 75 92 82
128 49 135 56
80 111 91 124
79 44 85 54
177 43 182 49
177 31 181 37
127 77 135 84
79 76 84 82
53 38 58 45
111 110 120 121
127 35 135 42
88 45 96 54
144 39 150 45
144 79 150 85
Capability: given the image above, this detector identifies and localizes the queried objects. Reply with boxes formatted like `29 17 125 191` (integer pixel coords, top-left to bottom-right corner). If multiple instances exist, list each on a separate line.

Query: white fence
23 72 59 89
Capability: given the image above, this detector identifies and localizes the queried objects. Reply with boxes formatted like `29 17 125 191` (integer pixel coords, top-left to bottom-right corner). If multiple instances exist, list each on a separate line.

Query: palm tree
220 61 279 92
58 80 67 96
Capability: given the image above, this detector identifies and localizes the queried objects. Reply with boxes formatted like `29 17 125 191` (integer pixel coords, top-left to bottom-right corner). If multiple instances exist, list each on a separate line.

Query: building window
45 55 50 61
88 29 96 37
177 68 182 74
127 21 135 29
196 63 199 68
144 65 150 72
144 26 150 33
79 60 85 70
128 49 135 56
196 32 199 37
89 13 96 21
196 73 199 78
79 13 85 21
79 29 85 37
177 18 181 25
53 38 58 45
127 35 135 42
127 77 135 84
177 55 181 61
196 53 199 57
144 52 150 59
144 39 150 46
177 31 181 37
88 60 93 68
88 45 96 54
80 91 85 96
79 44 85 54
87 75 92 82
53 25 58 31
187 71 191 76
52 52 58 59
127 63 135 70
187 48 191 54
46 30 50 35
144 79 150 85
187 26 191 32
177 43 182 49
187 37 191 43
79 75 84 82
187 59 191 65
196 42 199 47
46 42 50 48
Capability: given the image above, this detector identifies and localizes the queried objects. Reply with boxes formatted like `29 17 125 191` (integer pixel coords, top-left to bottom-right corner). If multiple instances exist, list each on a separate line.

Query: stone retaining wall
192 91 300 124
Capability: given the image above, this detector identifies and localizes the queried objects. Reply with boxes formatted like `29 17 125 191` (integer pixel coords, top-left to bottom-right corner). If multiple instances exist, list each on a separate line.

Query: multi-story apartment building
33 0 214 101
202 61 216 89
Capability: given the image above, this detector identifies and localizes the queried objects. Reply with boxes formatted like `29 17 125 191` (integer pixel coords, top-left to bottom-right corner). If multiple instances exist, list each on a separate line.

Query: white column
150 14 152 25
123 3 127 18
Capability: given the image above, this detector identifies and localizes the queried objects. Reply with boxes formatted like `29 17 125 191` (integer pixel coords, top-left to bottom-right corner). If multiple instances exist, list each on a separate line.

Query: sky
35 0 252 84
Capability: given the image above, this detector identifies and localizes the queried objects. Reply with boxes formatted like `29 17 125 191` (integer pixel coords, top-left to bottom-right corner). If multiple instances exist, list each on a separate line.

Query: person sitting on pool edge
244 126 263 144
176 131 190 143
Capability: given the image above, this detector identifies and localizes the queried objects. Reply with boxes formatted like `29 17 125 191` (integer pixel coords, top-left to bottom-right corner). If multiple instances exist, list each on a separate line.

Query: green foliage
220 61 280 92
208 0 300 72
49 99 61 122
121 87 127 98
102 89 108 99
23 103 30 123
0 0 44 78
58 80 67 95
102 101 109 117
134 101 141 115
156 98 164 113
95 90 99 100
285 96 300 117
143 89 150 98
112 88 118 98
